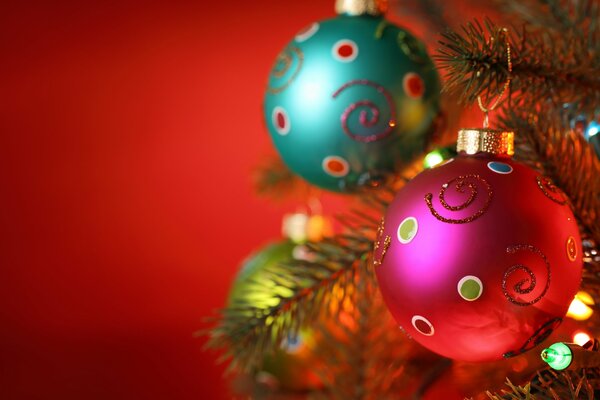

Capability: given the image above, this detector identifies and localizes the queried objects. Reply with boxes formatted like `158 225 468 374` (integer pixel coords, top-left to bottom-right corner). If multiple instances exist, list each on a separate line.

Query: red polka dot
322 156 349 177
272 107 290 135
332 40 358 62
327 159 345 173
414 319 432 335
276 112 286 129
411 315 435 336
337 44 354 58
403 73 425 99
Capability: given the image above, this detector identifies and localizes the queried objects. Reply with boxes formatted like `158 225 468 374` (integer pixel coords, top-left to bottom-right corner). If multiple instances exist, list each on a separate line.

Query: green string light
423 150 445 168
423 145 457 169
541 342 573 370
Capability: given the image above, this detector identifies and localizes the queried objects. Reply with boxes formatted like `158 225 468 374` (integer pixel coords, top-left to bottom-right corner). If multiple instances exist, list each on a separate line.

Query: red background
0 1 487 399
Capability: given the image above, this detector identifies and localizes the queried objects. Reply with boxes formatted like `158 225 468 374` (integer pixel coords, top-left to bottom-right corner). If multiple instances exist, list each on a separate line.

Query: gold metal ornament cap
335 0 388 16
457 129 515 157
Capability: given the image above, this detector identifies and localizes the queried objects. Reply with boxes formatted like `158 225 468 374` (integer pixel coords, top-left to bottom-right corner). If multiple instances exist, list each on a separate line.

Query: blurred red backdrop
0 1 340 399
0 1 490 399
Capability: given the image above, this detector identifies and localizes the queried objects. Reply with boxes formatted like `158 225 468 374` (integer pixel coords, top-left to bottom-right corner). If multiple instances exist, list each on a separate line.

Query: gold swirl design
502 244 551 307
536 175 567 205
267 45 303 94
424 174 493 224
373 218 391 268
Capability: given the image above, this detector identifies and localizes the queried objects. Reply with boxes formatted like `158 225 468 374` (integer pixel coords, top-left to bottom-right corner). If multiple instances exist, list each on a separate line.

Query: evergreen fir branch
487 368 600 399
253 154 312 201
205 205 385 372
437 17 600 109
495 0 594 35
308 262 446 400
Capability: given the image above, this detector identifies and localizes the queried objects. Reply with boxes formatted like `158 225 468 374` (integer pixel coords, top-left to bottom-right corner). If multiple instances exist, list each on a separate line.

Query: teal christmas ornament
264 0 441 192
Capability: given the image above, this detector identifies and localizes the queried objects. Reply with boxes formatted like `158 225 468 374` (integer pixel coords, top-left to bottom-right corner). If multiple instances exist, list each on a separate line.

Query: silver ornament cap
335 0 388 16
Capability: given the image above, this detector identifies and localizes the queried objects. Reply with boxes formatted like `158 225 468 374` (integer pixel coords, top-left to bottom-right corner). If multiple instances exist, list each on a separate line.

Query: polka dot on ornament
398 217 419 244
332 39 358 62
272 107 291 135
403 72 425 99
487 161 513 174
295 23 319 42
397 217 418 244
567 236 577 262
322 156 350 177
457 275 483 301
411 315 434 336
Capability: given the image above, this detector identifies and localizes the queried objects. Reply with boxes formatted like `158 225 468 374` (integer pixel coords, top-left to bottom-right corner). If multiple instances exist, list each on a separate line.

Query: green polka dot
457 276 483 301
397 217 418 244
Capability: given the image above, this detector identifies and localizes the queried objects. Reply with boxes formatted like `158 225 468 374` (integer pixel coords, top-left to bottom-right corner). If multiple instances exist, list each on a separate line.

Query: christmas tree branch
309 262 446 400
437 17 600 110
495 0 594 35
253 154 312 201
205 203 386 372
487 367 600 399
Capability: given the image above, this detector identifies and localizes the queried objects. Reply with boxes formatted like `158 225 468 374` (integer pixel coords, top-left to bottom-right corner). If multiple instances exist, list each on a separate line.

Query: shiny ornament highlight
374 129 583 361
264 9 440 192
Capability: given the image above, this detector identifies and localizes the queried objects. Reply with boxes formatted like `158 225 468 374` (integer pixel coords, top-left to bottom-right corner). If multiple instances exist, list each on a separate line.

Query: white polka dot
487 161 513 174
332 39 358 62
457 275 483 301
397 217 418 244
295 23 319 42
272 106 290 135
322 156 350 177
411 315 435 336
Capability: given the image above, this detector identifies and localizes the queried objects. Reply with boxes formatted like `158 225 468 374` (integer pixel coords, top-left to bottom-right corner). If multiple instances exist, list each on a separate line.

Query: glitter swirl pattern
536 175 567 205
373 218 391 268
332 80 397 143
502 244 551 306
267 45 304 94
424 174 493 224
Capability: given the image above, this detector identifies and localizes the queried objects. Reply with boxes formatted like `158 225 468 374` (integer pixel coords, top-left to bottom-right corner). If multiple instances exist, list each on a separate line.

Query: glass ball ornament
373 129 583 361
263 0 441 192
228 240 322 390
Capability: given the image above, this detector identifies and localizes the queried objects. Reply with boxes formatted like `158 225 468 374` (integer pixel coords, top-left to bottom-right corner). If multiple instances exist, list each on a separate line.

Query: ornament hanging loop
477 27 512 128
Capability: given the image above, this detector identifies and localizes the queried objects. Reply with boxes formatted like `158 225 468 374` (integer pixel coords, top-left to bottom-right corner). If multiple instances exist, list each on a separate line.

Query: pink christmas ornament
374 129 583 361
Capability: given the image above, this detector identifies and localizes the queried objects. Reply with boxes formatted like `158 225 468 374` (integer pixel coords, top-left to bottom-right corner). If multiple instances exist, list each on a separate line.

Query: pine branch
495 0 594 35
205 191 391 372
253 154 312 201
487 368 600 399
437 17 600 111
308 262 445 400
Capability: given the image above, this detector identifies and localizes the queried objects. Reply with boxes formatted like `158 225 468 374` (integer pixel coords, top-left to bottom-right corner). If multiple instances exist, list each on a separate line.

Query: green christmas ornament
264 0 441 192
229 240 322 391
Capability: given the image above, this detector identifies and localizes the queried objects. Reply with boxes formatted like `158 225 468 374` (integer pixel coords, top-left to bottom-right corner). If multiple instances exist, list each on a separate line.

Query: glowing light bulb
423 150 445 169
567 291 595 320
541 342 573 370
573 331 592 346
587 121 600 138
